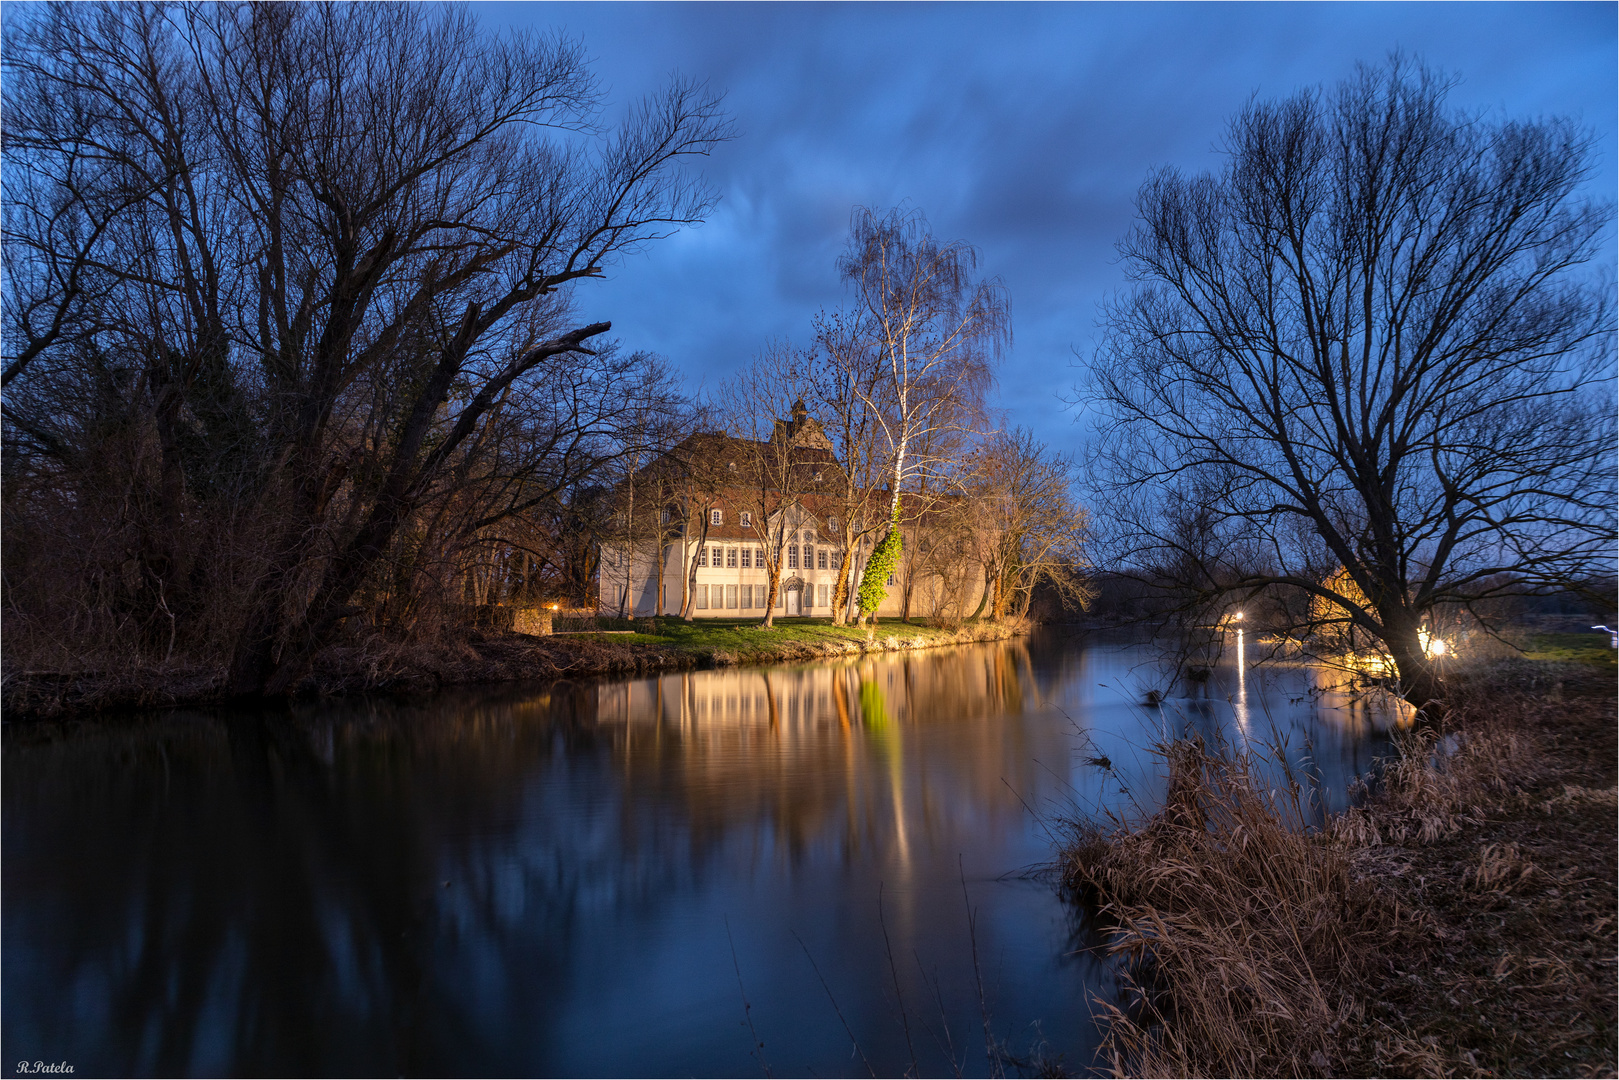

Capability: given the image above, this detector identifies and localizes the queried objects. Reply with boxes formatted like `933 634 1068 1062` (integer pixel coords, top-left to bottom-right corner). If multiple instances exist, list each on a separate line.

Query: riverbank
1061 655 1617 1078
2 617 1029 721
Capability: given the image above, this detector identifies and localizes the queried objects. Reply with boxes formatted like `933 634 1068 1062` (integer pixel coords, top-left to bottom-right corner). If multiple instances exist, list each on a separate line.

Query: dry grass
1062 664 1617 1079
1062 738 1409 1077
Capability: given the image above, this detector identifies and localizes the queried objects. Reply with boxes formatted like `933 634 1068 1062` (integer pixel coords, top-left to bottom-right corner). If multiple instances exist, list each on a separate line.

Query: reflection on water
3 632 1404 1077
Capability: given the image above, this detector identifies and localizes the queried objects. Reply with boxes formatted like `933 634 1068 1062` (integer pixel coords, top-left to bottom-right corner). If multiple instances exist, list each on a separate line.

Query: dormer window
740 511 752 527
710 509 723 526
828 516 839 532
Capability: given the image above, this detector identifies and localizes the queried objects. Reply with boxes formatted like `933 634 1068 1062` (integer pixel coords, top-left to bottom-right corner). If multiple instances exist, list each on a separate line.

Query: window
726 547 738 568
828 516 838 532
803 544 814 567
696 584 709 609
726 584 738 609
696 545 708 567
728 461 737 472
755 547 765 565
817 549 828 570
818 584 829 608
833 551 842 569
788 545 799 569
741 584 753 609
813 471 823 481
740 511 752 528
740 547 752 569
710 509 723 526
886 573 896 586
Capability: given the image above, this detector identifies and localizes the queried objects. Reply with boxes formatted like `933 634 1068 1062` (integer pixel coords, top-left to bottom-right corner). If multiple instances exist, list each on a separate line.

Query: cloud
476 1 1616 454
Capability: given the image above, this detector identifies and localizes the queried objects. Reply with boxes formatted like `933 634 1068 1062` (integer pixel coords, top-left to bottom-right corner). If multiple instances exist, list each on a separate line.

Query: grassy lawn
1519 630 1618 666
560 617 994 656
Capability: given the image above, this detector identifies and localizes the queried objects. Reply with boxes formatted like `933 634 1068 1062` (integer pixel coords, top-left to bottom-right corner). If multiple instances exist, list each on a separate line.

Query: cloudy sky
475 1 1616 452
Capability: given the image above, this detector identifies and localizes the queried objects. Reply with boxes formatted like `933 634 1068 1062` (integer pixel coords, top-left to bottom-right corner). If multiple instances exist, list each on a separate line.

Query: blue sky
476 1 1616 453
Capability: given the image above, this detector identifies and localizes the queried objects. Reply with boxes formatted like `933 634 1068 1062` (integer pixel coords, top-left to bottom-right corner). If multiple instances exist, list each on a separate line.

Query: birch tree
837 208 1007 625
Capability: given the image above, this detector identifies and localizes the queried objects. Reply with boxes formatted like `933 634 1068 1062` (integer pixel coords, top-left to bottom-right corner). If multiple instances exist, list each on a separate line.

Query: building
596 401 989 620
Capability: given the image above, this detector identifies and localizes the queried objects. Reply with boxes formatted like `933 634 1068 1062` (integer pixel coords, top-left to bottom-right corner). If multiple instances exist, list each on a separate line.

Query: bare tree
806 310 892 624
717 346 828 629
836 207 1007 625
967 428 1091 620
2 3 731 694
1084 57 1615 710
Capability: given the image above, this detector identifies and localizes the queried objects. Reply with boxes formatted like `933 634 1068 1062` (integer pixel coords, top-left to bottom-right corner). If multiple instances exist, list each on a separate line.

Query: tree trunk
968 564 991 621
655 539 666 615
759 563 779 629
1383 610 1445 719
830 543 854 626
680 518 709 621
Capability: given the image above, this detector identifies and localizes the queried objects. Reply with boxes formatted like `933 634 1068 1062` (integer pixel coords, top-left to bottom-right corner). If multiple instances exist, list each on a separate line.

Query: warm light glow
1234 610 1244 621
1418 627 1449 659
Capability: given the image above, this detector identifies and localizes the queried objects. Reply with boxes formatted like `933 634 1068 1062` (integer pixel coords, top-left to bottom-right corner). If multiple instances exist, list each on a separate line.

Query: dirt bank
2 618 1030 722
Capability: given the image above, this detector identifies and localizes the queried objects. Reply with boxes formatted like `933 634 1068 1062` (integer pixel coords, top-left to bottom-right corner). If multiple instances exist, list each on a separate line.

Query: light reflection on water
2 631 1405 1077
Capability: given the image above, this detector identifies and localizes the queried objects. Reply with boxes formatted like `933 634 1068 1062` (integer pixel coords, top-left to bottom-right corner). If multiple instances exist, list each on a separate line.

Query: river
3 630 1407 1077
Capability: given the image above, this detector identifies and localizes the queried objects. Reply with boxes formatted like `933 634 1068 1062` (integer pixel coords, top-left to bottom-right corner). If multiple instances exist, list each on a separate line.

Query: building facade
596 402 988 620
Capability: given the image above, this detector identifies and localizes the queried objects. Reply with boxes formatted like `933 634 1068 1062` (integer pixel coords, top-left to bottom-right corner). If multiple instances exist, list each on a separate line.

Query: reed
1061 665 1616 1078
1061 736 1403 1078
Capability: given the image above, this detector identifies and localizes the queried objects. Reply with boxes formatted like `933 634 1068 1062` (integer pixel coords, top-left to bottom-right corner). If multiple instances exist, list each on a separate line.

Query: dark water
3 631 1405 1077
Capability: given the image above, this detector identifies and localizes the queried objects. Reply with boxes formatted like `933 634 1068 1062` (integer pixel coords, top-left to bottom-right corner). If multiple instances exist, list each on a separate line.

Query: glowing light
1418 627 1450 659
1234 610 1244 621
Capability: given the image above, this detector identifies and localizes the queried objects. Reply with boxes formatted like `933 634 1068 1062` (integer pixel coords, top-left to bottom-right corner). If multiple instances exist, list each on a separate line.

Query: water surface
3 631 1403 1077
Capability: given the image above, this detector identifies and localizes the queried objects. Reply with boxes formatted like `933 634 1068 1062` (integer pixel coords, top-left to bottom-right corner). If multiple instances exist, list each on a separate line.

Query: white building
596 402 987 620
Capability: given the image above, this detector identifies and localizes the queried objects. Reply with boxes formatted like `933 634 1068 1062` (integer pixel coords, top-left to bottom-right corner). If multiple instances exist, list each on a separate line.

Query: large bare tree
1085 58 1615 709
2 3 730 694
836 208 1007 624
